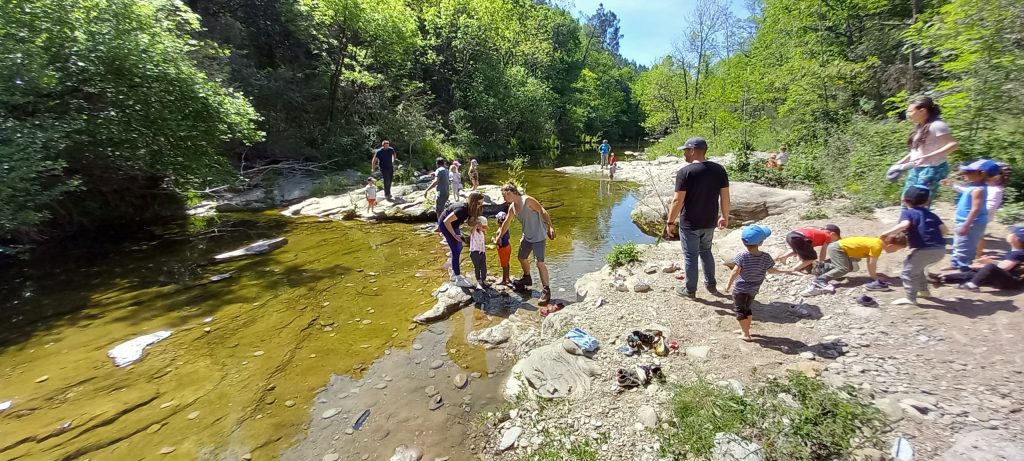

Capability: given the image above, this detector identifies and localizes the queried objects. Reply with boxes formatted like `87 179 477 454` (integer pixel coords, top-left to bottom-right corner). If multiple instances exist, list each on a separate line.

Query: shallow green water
0 165 653 460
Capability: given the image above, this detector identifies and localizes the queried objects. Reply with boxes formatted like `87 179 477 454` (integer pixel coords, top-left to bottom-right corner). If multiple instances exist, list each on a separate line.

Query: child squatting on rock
725 225 792 341
777 224 842 273
879 185 948 306
803 233 907 297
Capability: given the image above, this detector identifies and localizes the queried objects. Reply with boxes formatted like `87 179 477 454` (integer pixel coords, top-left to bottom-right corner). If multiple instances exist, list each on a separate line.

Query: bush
606 241 641 268
800 208 828 220
659 373 887 461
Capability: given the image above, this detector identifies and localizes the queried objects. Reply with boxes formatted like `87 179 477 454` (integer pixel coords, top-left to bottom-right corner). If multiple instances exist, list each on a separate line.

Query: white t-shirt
909 120 952 166
364 184 377 199
776 151 789 165
987 185 1004 223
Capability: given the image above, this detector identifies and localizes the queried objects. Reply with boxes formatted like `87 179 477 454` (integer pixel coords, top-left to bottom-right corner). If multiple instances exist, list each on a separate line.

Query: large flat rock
281 184 506 222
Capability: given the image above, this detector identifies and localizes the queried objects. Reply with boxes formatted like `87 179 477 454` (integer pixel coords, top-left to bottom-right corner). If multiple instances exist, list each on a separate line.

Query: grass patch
659 372 886 461
799 208 828 220
520 439 599 461
605 241 641 268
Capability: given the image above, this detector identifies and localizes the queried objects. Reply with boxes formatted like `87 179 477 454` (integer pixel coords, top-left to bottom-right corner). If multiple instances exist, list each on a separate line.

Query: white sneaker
800 284 824 297
892 297 917 306
453 275 474 288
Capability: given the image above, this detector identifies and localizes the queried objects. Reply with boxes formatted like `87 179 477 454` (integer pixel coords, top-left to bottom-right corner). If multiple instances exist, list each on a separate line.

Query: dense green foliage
659 373 887 460
605 241 640 268
633 0 1024 209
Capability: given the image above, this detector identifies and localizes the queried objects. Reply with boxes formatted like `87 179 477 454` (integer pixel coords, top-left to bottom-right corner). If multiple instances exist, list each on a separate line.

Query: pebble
264 397 276 405
253 351 264 357
34 376 48 383
685 346 710 359
321 408 341 419
361 320 372 325
430 360 444 369
322 454 340 461
428 394 443 410
146 424 163 434
374 382 387 390
187 411 200 420
285 400 296 407
799 351 816 360
425 386 439 396
499 426 523 450
470 372 481 379
159 447 176 454
345 428 354 435
159 401 176 409
242 454 252 460
413 344 423 350
453 373 468 389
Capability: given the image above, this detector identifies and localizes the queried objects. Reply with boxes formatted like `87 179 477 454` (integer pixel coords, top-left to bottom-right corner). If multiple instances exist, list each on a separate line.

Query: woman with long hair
438 191 485 288
895 97 959 204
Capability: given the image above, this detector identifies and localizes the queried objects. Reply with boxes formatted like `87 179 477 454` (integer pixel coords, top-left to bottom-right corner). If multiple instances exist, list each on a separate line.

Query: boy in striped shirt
725 225 792 341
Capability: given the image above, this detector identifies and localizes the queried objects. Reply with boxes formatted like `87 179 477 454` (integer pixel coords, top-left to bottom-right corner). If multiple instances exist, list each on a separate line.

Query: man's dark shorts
733 292 755 320
518 239 546 262
786 231 817 261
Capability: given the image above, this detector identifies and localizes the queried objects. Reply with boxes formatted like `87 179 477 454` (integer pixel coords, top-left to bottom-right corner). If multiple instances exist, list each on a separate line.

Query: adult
895 97 958 205
438 192 485 288
493 183 556 305
599 139 610 169
665 137 731 298
423 157 450 222
371 140 397 200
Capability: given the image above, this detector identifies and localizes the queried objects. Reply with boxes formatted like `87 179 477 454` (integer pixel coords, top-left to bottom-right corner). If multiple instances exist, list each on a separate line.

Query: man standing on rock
599 139 610 169
493 183 556 306
371 140 397 200
665 136 731 298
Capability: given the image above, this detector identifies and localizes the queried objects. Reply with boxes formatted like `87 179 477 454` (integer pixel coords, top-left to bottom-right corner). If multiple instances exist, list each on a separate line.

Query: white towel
107 331 172 367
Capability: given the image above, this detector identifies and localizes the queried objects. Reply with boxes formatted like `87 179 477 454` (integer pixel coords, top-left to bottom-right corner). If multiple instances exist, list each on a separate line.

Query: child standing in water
469 216 489 289
364 177 378 213
450 160 463 199
469 159 480 191
495 211 512 286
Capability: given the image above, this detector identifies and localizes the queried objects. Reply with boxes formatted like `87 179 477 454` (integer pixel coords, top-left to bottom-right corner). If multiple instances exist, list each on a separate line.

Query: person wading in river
439 192 485 288
371 140 398 201
665 136 731 299
493 183 556 305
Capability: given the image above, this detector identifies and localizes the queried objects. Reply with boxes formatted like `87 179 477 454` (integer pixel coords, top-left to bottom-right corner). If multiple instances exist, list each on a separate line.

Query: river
0 159 655 460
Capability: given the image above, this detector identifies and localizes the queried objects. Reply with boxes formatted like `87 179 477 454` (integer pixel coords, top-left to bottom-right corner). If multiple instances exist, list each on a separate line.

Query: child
802 233 907 296
469 159 480 191
608 152 618 180
725 225 790 341
776 145 789 170
958 226 1024 292
948 159 1001 272
495 211 512 286
880 185 947 305
777 224 841 273
449 160 463 199
364 177 378 213
469 216 488 289
972 162 1009 258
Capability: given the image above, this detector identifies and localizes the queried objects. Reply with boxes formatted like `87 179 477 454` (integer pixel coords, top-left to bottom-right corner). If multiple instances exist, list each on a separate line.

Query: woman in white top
896 97 959 206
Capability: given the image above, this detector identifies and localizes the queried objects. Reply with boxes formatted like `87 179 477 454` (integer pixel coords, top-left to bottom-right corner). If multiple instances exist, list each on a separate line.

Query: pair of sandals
616 364 663 388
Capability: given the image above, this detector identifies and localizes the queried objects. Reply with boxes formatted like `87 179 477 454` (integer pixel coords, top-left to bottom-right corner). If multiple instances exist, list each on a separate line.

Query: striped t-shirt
733 251 775 294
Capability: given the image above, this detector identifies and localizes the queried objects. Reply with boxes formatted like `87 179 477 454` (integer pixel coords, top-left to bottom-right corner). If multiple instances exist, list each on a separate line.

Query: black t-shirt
441 202 471 228
1006 249 1024 277
374 147 396 170
675 161 729 229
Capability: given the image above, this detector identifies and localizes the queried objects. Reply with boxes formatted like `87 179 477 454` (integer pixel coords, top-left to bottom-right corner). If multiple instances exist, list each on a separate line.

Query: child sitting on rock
879 185 948 306
777 224 841 273
495 212 512 286
469 216 489 290
954 226 1024 292
725 225 791 341
364 177 378 213
802 233 907 297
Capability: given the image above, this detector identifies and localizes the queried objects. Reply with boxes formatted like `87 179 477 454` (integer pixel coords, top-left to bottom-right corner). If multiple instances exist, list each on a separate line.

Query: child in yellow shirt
802 234 907 296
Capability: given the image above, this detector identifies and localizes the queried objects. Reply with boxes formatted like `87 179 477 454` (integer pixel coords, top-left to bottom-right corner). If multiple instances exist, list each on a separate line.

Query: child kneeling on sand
802 233 907 296
880 185 948 306
725 225 791 341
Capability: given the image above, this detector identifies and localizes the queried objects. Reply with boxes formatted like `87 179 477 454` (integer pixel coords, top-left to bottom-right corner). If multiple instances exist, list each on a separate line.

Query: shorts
367 198 376 205
733 292 755 320
517 238 546 262
497 244 512 266
786 231 817 261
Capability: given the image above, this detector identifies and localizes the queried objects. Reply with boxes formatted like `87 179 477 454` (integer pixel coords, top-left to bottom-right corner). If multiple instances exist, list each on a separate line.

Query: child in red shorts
364 177 378 213
495 211 512 285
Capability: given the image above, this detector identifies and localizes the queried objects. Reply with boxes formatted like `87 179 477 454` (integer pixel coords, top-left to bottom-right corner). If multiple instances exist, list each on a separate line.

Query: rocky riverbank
281 184 507 222
458 199 1024 460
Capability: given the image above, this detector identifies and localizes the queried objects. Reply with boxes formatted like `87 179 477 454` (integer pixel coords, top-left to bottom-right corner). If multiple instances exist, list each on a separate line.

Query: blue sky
571 0 749 66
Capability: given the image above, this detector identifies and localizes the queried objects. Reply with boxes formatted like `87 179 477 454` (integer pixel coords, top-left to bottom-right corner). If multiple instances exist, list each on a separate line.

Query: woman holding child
439 191 485 288
894 97 959 204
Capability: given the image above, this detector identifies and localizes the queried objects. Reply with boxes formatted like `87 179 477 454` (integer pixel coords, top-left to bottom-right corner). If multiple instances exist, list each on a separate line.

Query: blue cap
496 211 507 222
741 225 772 246
1011 226 1024 242
960 159 1001 176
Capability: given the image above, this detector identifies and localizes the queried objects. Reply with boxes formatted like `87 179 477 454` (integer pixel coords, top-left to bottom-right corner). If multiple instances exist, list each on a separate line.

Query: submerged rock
414 283 473 323
467 320 514 347
213 237 288 262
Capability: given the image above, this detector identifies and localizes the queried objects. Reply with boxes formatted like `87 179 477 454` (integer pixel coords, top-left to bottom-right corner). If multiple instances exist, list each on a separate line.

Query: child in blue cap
725 224 792 341
948 159 1001 271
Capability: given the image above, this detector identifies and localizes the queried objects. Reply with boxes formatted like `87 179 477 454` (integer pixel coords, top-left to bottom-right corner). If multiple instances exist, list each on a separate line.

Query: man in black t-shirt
371 140 397 200
665 136 731 298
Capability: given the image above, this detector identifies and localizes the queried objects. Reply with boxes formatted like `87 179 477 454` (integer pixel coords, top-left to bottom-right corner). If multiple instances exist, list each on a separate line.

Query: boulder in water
213 238 288 262
413 283 473 323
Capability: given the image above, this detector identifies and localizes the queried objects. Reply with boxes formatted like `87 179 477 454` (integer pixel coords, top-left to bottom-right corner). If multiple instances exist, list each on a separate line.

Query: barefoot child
608 152 618 180
777 224 841 273
803 234 907 296
495 212 512 285
880 185 948 305
725 225 790 341
469 216 488 289
364 177 378 213
957 226 1024 292
450 160 463 199
948 159 1001 272
469 159 480 191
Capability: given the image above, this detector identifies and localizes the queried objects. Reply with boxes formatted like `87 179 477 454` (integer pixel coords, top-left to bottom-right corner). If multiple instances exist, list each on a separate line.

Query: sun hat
824 224 841 238
740 224 772 245
959 159 1001 176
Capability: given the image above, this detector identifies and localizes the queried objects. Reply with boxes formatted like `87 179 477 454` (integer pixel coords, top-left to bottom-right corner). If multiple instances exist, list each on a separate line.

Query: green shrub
507 154 529 189
659 373 887 461
310 174 356 197
606 241 641 268
800 208 828 220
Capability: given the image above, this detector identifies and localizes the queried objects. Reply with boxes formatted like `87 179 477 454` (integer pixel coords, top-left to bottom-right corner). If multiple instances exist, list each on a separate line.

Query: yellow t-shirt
838 237 883 259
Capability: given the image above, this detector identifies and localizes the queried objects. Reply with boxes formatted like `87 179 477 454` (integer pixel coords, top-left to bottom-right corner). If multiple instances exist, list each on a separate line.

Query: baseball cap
959 159 1001 176
741 224 772 246
496 211 507 222
679 137 708 150
367 177 375 182
824 224 841 238
1011 226 1024 242
902 185 931 204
